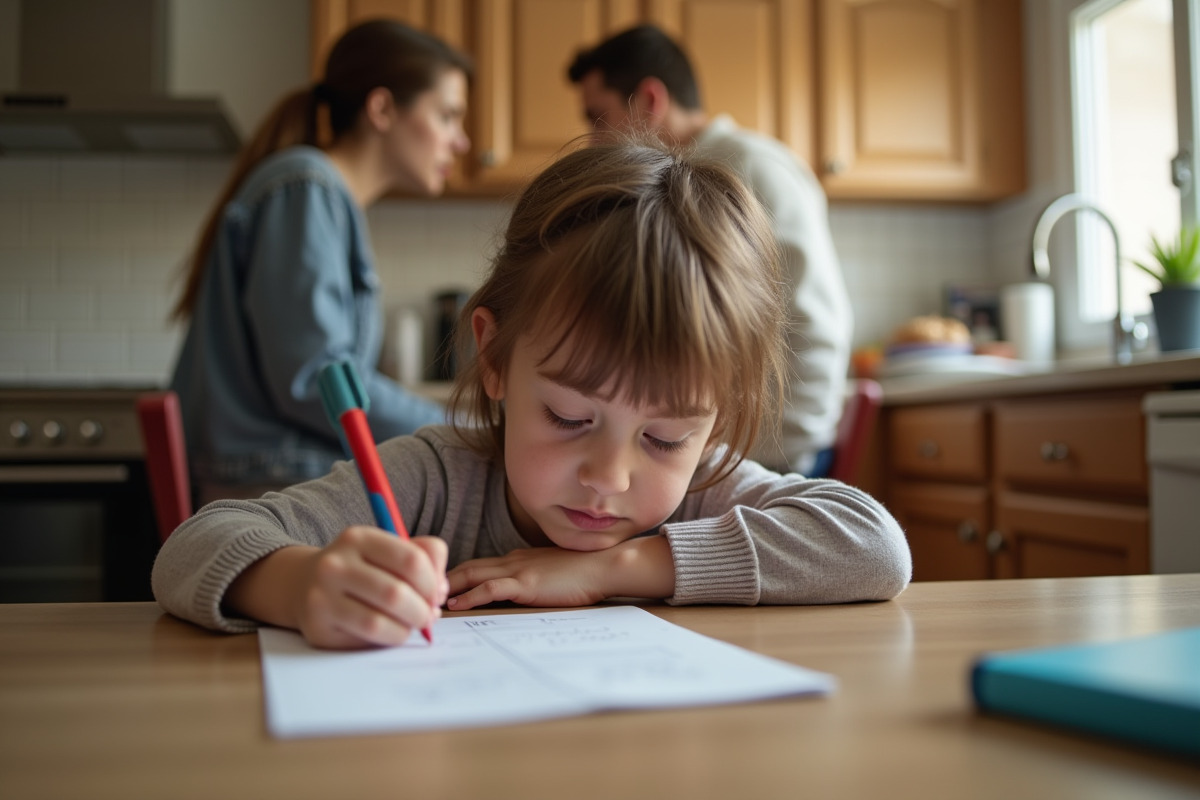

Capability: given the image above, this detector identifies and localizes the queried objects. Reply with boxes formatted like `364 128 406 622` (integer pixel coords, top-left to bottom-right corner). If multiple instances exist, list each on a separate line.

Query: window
1059 0 1197 350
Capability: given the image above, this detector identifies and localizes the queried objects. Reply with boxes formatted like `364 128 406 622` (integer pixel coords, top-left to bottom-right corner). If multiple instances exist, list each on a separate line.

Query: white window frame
1050 0 1198 352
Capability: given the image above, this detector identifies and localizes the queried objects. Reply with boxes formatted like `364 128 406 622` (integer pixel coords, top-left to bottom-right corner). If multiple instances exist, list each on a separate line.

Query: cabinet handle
1039 441 1069 462
985 530 1006 555
957 521 978 543
823 158 845 175
917 439 939 459
479 150 496 168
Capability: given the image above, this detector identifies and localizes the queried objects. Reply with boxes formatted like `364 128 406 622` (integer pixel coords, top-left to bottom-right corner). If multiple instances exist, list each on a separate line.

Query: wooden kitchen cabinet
311 1 467 70
884 392 1151 581
310 0 1024 200
889 481 991 580
991 491 1150 579
817 0 1025 201
988 395 1150 578
646 0 816 168
311 0 638 194
467 0 640 193
992 395 1148 500
886 402 991 581
888 402 987 483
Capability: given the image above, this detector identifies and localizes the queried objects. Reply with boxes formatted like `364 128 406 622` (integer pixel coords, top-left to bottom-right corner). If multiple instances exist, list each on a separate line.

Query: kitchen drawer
887 404 987 482
993 396 1147 497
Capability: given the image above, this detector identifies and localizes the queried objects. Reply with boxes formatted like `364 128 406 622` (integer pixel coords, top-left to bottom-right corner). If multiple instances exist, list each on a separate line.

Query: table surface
3 575 1199 800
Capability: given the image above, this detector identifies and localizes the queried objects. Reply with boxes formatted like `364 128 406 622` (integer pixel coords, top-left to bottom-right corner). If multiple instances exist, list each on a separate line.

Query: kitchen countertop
880 350 1200 406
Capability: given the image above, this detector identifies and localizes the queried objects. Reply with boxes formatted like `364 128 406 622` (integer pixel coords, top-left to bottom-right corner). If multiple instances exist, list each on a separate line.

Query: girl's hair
449 135 789 488
171 19 473 321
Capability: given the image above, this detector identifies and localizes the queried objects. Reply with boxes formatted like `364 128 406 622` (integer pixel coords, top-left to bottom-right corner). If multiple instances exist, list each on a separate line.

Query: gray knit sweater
152 426 911 633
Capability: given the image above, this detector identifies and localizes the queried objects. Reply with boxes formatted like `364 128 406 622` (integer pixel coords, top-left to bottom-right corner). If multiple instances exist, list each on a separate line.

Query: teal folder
971 627 1200 758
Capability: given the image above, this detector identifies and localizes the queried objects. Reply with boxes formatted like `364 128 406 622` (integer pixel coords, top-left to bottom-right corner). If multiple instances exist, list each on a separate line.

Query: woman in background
170 20 471 499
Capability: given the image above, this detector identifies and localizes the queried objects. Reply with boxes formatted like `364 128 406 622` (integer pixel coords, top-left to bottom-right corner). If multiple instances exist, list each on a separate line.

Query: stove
0 387 161 602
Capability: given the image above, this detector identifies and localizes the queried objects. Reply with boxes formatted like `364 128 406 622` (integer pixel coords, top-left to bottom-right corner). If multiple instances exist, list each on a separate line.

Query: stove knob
9 419 31 444
42 420 65 443
79 419 104 443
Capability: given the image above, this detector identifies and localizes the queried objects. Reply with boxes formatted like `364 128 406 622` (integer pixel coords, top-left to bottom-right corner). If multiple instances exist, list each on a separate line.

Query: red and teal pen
317 360 433 644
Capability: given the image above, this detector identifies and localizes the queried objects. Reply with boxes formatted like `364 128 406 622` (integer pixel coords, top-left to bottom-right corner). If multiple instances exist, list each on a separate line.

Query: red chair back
136 391 193 543
828 379 883 484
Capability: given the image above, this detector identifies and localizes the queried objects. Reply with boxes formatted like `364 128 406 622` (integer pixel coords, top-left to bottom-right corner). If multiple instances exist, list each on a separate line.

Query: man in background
567 24 852 476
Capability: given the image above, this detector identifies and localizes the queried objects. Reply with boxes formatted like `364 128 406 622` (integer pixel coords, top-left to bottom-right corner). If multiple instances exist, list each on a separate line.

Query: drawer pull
985 530 1007 555
1039 441 1070 461
917 439 940 459
957 521 979 543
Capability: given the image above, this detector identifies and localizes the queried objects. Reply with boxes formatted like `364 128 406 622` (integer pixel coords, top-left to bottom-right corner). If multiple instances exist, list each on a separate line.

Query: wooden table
3 575 1199 799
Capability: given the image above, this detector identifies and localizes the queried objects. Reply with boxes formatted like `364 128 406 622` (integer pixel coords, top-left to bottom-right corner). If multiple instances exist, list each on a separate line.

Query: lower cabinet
885 391 1153 581
889 481 990 581
991 491 1150 578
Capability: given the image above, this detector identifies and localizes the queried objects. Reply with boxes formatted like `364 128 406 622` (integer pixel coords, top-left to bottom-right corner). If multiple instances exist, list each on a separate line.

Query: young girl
169 20 470 499
152 138 911 649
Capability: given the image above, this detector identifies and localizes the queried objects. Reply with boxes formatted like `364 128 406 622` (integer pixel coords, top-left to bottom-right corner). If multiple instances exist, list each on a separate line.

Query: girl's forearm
223 545 318 628
604 535 676 599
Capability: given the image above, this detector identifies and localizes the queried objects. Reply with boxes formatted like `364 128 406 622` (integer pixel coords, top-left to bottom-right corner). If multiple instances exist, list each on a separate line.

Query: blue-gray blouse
170 146 444 484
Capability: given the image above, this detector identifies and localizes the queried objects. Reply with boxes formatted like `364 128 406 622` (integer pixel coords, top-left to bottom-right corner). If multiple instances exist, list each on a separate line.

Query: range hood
0 0 240 156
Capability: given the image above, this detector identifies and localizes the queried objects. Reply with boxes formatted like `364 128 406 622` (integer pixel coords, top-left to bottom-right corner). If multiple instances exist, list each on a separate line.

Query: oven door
0 462 159 602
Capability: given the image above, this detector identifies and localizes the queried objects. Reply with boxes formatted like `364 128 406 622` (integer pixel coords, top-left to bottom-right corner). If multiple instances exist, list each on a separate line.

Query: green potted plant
1133 226 1200 352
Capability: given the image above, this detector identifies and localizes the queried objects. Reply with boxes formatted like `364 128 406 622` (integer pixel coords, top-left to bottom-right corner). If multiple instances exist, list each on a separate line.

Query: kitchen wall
0 0 1045 386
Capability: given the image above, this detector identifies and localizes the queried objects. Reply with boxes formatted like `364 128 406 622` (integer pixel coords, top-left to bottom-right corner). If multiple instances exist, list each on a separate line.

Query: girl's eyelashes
542 406 586 430
645 433 689 454
542 405 690 453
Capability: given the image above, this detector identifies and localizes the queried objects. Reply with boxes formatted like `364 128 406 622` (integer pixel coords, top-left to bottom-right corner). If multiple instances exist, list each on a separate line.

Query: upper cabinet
309 0 1025 200
818 0 1025 201
646 0 816 171
312 1 467 68
312 0 637 195
468 0 641 193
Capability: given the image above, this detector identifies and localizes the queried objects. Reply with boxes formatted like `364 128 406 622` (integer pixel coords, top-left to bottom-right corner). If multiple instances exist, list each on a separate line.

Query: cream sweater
152 426 911 633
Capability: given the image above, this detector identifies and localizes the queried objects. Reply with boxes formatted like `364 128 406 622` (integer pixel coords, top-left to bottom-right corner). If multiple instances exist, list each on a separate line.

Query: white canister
1001 281 1056 365
387 306 425 386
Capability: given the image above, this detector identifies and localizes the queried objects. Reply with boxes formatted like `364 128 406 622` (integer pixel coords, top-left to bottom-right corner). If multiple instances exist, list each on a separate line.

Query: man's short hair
567 24 702 110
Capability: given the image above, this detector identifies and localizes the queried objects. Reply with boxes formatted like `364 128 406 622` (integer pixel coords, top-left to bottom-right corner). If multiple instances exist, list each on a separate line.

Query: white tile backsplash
0 153 1009 384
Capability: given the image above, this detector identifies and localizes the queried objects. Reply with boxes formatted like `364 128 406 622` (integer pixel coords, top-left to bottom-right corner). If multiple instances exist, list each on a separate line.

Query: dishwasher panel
1144 390 1200 574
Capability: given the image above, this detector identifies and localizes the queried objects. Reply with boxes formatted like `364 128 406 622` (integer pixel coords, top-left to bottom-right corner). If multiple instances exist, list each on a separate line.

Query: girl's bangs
521 216 728 419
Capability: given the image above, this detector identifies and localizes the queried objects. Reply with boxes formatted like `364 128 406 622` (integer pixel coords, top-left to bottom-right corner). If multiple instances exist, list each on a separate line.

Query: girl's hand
295 527 448 648
227 526 449 649
445 547 608 610
445 536 675 611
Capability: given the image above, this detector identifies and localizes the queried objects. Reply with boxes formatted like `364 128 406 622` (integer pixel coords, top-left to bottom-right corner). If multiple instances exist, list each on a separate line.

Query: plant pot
1151 286 1200 352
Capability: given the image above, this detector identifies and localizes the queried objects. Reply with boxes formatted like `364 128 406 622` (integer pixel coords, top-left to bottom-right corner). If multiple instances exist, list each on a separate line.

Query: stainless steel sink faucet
1031 193 1136 364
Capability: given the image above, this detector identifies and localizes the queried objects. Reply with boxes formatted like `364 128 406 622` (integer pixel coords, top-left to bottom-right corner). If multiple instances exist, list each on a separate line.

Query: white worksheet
258 605 835 738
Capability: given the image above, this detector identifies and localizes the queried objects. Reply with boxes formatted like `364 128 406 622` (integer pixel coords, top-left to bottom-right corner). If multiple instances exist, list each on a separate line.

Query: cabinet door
991 491 1150 579
817 0 1024 200
468 0 640 193
647 0 815 167
889 481 990 581
311 1 466 77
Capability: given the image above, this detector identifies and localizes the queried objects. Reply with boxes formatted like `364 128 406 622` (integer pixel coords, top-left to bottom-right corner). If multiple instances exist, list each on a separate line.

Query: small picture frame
944 284 1001 343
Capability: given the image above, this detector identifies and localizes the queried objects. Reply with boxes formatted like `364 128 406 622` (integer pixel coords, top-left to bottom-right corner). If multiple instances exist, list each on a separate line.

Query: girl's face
475 310 718 550
385 68 470 195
